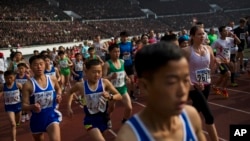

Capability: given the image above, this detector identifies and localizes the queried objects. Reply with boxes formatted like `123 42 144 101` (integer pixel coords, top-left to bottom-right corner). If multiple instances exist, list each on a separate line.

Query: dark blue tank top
83 79 106 115
3 82 21 105
16 74 28 85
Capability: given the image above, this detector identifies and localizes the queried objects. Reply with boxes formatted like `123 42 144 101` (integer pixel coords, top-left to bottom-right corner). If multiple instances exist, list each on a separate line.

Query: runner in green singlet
103 44 132 127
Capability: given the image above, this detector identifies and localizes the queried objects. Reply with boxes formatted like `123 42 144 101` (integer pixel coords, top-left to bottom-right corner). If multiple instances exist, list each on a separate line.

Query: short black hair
108 44 119 52
85 59 102 70
160 34 178 42
58 50 65 55
17 63 28 68
4 70 16 77
120 31 129 37
88 47 95 52
40 50 48 56
135 42 184 80
43 55 52 60
29 55 44 65
218 26 226 33
196 21 203 25
75 53 81 57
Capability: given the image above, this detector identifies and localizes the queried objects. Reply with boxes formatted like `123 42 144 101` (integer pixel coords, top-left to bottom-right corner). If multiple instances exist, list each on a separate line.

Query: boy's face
89 50 95 56
44 58 51 66
4 75 15 84
76 55 82 60
31 59 45 76
141 57 190 116
110 48 120 59
59 54 65 59
18 66 26 74
86 64 102 83
15 53 22 60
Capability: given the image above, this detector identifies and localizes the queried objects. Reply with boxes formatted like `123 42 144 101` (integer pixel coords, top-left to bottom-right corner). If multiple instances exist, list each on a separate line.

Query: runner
8 51 28 73
234 18 249 73
22 55 62 141
44 55 61 81
116 42 205 141
58 50 73 94
86 47 104 65
16 63 30 123
118 31 137 100
67 59 122 141
182 25 219 141
212 26 241 94
103 44 132 126
0 70 22 141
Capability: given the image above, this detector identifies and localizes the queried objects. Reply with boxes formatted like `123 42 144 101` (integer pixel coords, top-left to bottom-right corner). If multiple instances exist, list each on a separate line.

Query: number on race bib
195 69 211 83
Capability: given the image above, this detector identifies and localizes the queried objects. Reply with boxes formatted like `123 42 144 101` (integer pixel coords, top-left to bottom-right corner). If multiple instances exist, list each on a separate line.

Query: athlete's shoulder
183 105 201 127
116 121 138 141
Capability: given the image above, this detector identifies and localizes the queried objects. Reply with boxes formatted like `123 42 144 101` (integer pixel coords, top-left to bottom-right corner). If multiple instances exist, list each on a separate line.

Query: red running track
0 73 250 141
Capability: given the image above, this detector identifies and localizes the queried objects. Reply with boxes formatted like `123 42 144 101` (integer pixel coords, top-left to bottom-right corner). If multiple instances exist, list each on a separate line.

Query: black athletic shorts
230 54 236 63
219 63 229 75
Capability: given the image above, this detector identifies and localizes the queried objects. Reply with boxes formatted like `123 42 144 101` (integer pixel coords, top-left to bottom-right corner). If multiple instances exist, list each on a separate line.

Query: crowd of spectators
59 0 144 19
0 0 69 21
0 0 249 48
0 21 107 48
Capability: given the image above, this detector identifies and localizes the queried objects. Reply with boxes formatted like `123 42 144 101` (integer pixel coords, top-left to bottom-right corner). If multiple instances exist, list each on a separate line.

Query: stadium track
0 72 250 141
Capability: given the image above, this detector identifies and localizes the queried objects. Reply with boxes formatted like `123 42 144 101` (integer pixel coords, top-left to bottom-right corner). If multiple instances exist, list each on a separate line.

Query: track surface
0 73 250 141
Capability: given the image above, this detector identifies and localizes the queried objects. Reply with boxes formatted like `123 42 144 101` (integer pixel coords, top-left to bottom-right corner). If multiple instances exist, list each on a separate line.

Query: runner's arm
67 82 84 108
103 79 122 101
102 62 111 80
22 81 35 111
51 76 62 96
17 82 22 91
55 67 61 82
0 84 3 97
206 45 215 71
67 58 73 67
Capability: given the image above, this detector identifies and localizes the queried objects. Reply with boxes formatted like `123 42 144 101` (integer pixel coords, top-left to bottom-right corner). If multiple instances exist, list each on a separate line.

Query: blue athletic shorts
5 102 22 113
74 71 83 81
30 109 62 134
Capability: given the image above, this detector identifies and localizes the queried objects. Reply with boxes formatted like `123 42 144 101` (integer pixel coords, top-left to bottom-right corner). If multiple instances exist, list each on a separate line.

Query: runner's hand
56 95 62 104
102 91 110 100
111 73 117 80
33 103 41 113
194 82 204 91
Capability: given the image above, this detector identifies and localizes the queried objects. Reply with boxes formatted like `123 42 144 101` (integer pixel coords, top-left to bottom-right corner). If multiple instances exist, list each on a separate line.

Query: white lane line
108 129 117 137
133 101 228 141
227 88 250 95
208 102 250 115
203 131 228 141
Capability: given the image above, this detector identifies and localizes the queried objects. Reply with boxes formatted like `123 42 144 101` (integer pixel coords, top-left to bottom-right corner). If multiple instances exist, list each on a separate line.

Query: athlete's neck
34 74 46 81
220 36 226 40
111 58 119 62
192 43 203 50
45 65 51 70
18 73 25 77
6 82 14 87
141 106 177 131
87 79 98 86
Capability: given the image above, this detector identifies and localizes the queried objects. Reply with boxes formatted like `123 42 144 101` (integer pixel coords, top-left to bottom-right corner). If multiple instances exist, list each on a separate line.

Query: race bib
59 60 68 68
45 72 56 76
34 91 53 109
110 71 125 87
195 68 211 83
85 92 107 114
4 90 21 105
16 79 28 85
75 62 83 71
123 53 131 60
222 47 230 60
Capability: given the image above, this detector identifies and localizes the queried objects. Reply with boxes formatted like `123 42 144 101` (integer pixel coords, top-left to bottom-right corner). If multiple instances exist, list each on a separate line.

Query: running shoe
221 89 229 98
25 114 30 121
212 87 221 95
21 115 25 123
231 83 238 87
107 120 112 129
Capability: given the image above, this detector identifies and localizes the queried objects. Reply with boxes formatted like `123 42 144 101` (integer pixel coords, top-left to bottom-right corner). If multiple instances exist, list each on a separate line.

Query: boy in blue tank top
67 59 122 141
44 55 61 82
0 70 23 141
116 42 206 141
16 63 31 123
21 55 62 141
